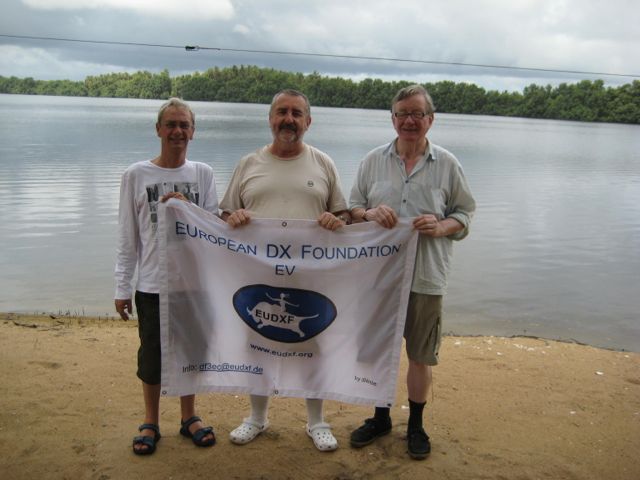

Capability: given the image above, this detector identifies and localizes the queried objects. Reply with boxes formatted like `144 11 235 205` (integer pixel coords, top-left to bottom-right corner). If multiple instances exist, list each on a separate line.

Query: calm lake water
1 94 639 351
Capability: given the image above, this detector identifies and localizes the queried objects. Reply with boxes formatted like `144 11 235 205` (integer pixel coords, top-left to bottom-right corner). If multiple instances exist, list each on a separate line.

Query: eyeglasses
162 121 193 130
393 111 430 119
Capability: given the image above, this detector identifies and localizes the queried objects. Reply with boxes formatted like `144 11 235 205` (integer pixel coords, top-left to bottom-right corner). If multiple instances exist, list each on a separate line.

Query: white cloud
72 15 86 26
21 0 234 20
233 24 250 36
0 45 138 80
3 0 638 89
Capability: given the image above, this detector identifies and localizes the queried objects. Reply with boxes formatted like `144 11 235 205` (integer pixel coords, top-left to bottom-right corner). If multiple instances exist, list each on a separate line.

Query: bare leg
407 360 432 403
134 382 161 453
180 394 214 442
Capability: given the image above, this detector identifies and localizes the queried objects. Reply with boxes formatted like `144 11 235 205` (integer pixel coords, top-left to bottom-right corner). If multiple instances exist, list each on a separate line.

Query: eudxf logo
233 284 337 343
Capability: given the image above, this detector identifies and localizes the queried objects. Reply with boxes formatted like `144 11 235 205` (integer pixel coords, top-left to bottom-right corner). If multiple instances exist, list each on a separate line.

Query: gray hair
157 97 195 125
391 84 435 114
270 89 311 115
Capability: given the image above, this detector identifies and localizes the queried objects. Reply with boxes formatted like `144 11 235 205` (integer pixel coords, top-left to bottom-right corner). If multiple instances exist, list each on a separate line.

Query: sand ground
1 313 639 480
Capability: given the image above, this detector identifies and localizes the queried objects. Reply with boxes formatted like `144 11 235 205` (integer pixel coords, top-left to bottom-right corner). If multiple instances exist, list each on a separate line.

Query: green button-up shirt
350 139 476 295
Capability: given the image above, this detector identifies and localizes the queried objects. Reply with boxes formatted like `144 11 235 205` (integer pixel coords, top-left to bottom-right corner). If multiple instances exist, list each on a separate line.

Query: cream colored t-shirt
220 144 347 219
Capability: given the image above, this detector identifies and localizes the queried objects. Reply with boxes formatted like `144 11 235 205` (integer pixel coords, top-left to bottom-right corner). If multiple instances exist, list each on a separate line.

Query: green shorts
135 291 161 385
403 293 443 366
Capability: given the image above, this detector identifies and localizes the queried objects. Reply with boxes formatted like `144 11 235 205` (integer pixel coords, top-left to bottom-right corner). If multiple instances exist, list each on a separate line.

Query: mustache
279 123 298 132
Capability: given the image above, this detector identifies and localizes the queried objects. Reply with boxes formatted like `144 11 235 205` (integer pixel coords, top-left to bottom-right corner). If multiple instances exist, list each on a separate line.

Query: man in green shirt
349 84 476 460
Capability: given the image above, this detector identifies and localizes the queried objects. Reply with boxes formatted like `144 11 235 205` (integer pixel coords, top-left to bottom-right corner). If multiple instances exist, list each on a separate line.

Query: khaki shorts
403 293 443 366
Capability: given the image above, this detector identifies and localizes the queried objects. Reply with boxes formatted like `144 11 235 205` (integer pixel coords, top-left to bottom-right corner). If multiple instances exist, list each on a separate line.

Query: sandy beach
1 312 638 479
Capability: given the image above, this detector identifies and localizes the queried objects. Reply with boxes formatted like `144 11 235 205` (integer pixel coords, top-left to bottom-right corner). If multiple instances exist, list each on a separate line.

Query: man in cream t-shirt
220 89 350 452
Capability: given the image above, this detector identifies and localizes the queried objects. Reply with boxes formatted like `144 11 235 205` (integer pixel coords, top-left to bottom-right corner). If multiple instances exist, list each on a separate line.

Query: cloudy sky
1 0 638 92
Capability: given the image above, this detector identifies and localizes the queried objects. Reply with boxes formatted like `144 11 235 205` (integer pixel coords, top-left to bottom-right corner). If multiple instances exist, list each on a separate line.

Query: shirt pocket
411 184 447 217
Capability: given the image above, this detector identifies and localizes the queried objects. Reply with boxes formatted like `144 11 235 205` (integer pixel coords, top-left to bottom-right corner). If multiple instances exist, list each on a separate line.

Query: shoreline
4 311 635 353
1 312 639 479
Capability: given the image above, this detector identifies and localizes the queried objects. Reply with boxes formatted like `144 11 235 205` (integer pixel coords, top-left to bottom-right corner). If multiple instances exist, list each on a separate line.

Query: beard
277 123 300 143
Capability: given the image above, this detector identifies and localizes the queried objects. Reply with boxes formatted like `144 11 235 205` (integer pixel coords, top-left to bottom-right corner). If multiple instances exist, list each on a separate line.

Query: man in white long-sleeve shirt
114 98 218 455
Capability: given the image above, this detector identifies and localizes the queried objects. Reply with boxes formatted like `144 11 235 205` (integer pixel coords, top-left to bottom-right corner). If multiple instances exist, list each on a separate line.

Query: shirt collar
387 138 435 162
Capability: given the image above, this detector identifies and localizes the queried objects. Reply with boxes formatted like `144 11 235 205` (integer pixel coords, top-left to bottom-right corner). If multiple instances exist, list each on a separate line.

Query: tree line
1 65 638 124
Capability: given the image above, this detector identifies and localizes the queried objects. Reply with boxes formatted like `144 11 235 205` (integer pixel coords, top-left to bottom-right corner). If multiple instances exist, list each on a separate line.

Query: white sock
305 398 324 426
249 394 269 425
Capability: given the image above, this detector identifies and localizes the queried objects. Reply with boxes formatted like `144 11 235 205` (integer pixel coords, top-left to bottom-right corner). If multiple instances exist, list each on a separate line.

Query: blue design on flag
233 284 337 343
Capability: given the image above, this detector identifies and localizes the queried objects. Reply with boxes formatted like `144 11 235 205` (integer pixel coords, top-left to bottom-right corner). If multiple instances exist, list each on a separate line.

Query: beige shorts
403 293 443 366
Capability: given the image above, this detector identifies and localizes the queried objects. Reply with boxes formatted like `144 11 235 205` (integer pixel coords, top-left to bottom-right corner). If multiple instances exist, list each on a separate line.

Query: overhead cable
1 33 638 79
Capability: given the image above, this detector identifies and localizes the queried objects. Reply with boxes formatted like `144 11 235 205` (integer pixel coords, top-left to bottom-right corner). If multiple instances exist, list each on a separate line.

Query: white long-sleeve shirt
114 159 218 299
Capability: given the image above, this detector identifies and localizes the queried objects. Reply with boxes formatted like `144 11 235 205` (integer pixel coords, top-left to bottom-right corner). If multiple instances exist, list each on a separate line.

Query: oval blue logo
233 284 337 343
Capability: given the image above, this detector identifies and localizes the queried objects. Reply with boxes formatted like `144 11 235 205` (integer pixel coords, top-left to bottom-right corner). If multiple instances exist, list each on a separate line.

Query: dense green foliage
1 65 638 124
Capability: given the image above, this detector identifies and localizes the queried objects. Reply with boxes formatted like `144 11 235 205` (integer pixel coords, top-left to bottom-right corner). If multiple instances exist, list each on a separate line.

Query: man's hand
224 209 252 228
413 214 462 238
317 212 345 231
364 205 398 228
161 191 188 202
115 299 132 320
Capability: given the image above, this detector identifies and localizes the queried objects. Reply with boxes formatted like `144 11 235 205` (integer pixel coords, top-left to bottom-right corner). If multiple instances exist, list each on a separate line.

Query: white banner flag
158 200 418 407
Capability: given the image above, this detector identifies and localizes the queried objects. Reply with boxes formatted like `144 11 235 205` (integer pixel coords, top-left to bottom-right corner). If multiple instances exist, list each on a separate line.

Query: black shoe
350 417 392 448
407 427 430 460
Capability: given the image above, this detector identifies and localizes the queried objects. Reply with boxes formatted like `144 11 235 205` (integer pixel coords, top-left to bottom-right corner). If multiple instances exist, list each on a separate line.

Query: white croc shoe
229 418 269 445
306 422 338 451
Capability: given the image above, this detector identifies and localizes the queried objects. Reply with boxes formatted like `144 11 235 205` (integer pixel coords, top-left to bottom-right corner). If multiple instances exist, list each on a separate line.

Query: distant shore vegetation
1 65 638 124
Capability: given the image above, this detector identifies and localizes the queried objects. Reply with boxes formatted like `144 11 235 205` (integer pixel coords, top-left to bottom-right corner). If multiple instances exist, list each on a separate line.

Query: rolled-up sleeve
349 160 370 210
446 163 476 241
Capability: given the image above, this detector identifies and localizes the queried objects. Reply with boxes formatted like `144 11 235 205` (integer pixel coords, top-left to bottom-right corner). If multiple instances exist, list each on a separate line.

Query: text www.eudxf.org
250 343 313 358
